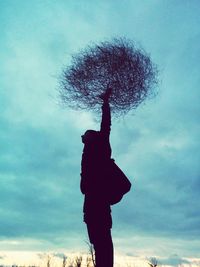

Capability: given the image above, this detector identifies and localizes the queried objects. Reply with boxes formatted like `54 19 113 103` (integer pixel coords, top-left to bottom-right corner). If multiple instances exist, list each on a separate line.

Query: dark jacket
80 102 112 220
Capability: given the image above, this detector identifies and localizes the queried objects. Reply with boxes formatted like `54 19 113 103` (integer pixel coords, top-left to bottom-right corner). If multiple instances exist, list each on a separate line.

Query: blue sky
0 0 200 260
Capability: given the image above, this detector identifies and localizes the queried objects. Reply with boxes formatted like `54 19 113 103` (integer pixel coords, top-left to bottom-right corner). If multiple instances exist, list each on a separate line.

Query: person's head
81 130 99 144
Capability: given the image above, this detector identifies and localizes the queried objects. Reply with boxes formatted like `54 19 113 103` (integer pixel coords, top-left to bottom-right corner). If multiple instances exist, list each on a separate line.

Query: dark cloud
0 114 83 242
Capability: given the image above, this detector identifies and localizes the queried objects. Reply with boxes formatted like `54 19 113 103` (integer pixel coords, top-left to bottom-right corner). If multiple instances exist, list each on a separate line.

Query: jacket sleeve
80 173 86 194
100 101 111 141
80 153 89 194
80 152 95 194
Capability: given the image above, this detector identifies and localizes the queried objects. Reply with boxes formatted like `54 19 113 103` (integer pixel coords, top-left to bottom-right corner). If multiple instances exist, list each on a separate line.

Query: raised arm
100 100 111 140
100 88 112 140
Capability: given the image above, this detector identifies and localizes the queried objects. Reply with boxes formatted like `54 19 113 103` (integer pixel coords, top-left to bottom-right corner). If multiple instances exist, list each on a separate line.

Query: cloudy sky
1 0 200 263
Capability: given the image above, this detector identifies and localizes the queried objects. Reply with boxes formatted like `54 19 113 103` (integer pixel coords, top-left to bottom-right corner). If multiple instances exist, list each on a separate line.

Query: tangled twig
59 38 158 116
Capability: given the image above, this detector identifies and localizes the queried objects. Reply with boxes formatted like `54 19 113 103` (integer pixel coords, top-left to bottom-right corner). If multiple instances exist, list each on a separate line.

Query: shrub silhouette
59 37 158 116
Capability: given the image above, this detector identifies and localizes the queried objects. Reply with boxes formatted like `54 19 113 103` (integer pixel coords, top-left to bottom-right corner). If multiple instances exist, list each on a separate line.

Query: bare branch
148 257 158 267
59 37 158 117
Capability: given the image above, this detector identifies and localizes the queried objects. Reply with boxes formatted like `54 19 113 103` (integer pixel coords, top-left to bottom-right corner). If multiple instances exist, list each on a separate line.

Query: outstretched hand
99 87 112 102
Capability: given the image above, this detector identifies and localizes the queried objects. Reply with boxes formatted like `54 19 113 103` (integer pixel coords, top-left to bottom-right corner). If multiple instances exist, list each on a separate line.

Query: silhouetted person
80 88 113 267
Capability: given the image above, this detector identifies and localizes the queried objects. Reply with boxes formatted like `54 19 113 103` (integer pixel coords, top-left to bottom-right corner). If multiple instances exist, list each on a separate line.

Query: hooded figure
80 89 113 267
